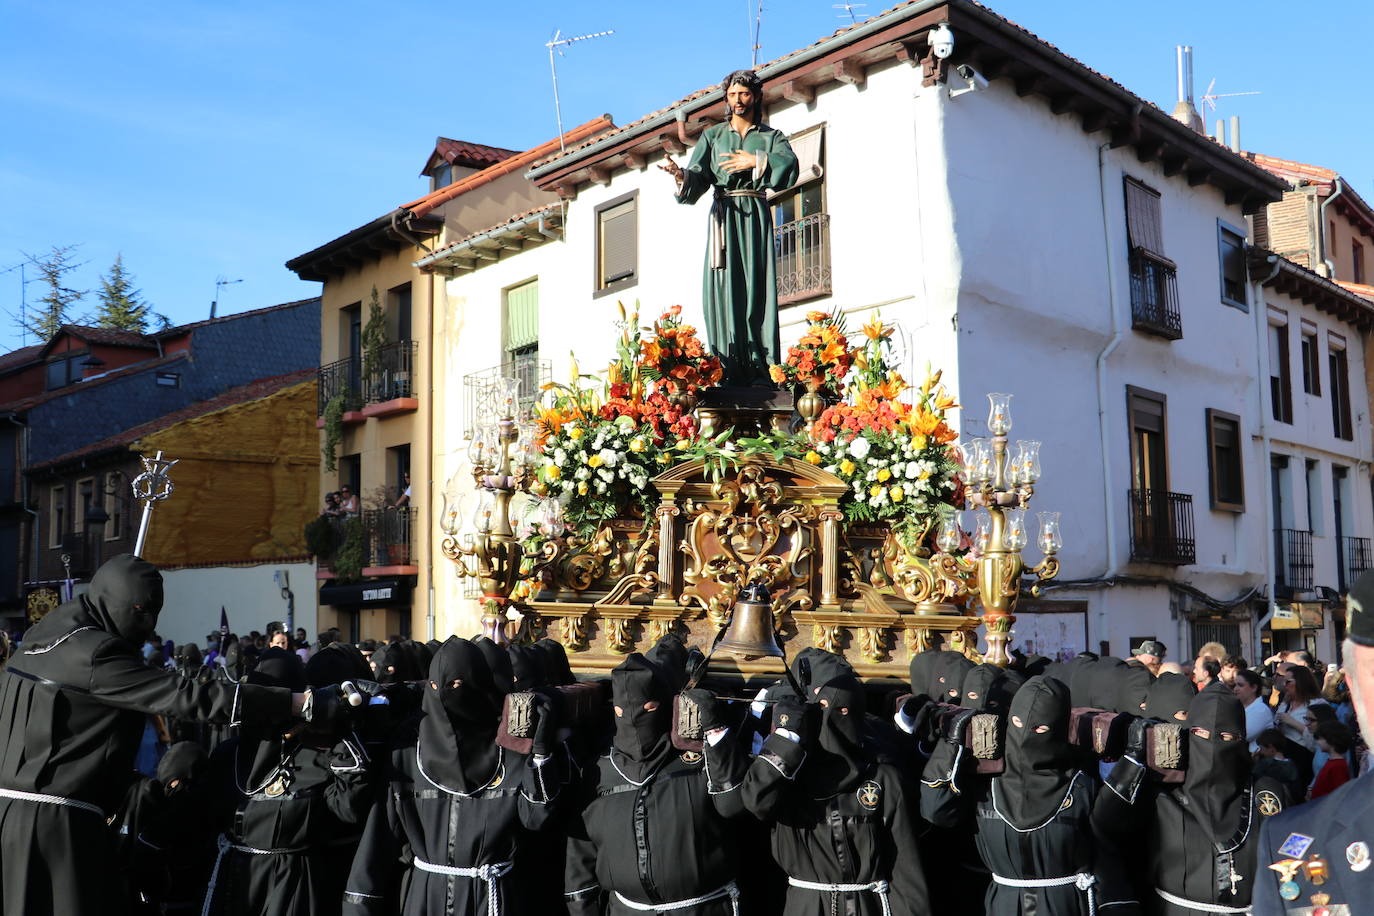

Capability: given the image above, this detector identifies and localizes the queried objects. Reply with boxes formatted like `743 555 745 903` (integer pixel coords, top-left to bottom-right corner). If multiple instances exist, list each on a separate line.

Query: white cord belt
613 880 740 914
993 873 1097 916
413 857 514 916
0 786 105 818
1154 888 1250 914
201 834 312 916
788 876 892 916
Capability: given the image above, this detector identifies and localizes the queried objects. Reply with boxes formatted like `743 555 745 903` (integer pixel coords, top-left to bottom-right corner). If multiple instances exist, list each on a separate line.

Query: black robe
0 580 291 916
200 733 373 916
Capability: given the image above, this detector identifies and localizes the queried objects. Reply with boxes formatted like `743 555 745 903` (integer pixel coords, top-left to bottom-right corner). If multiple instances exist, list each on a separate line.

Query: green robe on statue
676 121 798 384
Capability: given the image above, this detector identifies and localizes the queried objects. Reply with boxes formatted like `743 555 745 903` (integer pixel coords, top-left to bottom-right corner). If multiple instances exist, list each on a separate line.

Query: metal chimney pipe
1229 115 1241 152
1215 119 1225 145
1176 46 1188 103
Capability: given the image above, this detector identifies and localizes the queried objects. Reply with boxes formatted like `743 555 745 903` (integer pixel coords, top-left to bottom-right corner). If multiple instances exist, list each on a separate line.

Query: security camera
928 23 954 60
955 64 989 91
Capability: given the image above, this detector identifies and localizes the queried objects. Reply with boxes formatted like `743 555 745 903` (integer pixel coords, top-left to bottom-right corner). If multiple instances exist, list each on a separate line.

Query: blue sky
2 0 1369 352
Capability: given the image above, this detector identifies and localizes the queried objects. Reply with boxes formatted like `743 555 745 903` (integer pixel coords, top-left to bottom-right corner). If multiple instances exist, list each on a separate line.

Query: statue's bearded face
726 83 756 121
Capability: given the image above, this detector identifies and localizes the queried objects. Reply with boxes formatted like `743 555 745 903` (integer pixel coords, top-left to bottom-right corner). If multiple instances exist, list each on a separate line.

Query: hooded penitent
997 674 1074 830
221 636 245 682
473 636 515 696
960 663 1018 715
24 554 164 650
930 650 975 703
610 648 677 781
909 651 941 701
1084 657 1129 709
1180 684 1251 845
238 648 307 788
1145 672 1196 722
534 638 576 686
508 645 548 691
808 673 868 793
417 637 501 795
1065 653 1100 707
1115 662 1155 715
790 647 854 698
304 642 372 690
157 740 208 799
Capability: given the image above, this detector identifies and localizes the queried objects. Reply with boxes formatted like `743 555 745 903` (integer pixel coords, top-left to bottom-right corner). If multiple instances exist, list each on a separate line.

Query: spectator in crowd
1275 662 1327 786
1219 654 1247 686
338 485 359 516
1322 664 1356 726
1128 639 1166 676
391 471 411 509
322 491 343 517
267 621 288 650
1196 641 1228 663
1192 655 1221 690
1310 721 1354 799
294 627 311 663
1232 667 1274 752
358 639 377 665
1253 728 1304 802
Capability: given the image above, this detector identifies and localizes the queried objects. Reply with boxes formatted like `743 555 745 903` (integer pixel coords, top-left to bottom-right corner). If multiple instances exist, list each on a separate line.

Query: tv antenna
546 29 615 152
833 2 866 24
749 0 765 68
1200 77 1260 115
211 276 242 320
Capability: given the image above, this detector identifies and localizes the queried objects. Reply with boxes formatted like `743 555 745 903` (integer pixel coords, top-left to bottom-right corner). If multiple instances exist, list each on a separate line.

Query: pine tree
94 254 151 333
21 245 86 342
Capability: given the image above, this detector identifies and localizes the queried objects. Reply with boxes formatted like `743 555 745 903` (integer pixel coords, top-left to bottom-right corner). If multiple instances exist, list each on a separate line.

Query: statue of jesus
661 69 799 385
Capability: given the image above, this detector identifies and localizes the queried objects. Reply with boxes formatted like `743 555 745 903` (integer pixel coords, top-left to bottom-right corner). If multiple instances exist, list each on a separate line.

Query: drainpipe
426 268 437 641
1252 252 1282 657
6 415 38 585
1094 142 1126 645
1319 177 1345 277
390 209 435 257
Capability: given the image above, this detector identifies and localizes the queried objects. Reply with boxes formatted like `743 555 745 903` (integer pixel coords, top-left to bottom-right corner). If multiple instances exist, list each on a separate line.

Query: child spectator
1311 721 1354 799
1254 728 1303 803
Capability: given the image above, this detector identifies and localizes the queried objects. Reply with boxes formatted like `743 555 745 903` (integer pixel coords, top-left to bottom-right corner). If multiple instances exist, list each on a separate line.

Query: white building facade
422 0 1371 662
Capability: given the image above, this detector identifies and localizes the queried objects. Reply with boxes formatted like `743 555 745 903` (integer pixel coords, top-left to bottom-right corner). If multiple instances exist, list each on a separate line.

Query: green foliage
322 393 346 472
332 517 365 583
22 245 86 341
361 286 388 382
675 428 805 482
303 515 338 559
94 254 151 333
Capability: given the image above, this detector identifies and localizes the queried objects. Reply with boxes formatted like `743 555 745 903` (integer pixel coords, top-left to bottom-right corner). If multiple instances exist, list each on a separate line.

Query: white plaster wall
156 561 317 650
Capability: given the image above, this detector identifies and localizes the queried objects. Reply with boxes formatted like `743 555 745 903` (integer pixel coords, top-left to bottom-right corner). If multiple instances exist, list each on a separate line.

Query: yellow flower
918 466 933 480
840 459 856 475
869 485 883 498
911 433 928 451
675 439 692 450
768 364 787 385
569 427 585 441
545 465 562 481
804 451 822 465
588 454 603 468
890 486 905 503
529 481 549 497
577 481 589 495
657 453 672 464
629 437 647 453
806 310 830 324
876 468 891 482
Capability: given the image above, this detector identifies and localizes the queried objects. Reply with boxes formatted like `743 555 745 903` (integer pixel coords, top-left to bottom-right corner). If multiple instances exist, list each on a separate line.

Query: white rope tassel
788 877 892 916
992 872 1097 916
1154 888 1251 914
613 880 741 914
413 858 514 916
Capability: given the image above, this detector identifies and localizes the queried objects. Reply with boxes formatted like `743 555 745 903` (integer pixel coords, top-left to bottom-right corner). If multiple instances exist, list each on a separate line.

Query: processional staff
131 450 178 557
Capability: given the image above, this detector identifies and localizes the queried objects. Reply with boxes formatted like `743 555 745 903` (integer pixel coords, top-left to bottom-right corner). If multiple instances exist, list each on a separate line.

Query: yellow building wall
135 380 320 566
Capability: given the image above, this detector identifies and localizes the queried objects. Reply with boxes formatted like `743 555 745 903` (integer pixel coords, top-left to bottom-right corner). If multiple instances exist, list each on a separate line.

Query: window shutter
505 281 539 352
600 200 637 286
1131 391 1165 434
1124 178 1166 259
770 125 824 200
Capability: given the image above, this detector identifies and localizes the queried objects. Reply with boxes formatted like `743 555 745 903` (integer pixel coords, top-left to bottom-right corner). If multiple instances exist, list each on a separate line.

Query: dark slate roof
22 298 320 467
0 345 44 376
42 326 160 354
31 369 316 470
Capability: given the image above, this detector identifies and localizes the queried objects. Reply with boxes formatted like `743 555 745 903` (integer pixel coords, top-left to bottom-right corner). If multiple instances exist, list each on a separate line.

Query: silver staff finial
131 450 178 557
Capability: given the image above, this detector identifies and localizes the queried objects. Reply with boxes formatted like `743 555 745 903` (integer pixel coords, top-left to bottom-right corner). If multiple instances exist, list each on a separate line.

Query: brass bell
717 582 784 660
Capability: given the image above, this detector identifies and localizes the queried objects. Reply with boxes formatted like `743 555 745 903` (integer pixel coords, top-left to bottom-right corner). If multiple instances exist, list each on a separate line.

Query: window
45 354 81 390
1124 177 1181 338
1330 337 1353 440
389 283 413 342
1127 386 1195 564
504 279 540 408
772 124 831 305
1355 240 1366 286
594 192 637 296
74 478 94 534
1217 221 1248 309
1206 409 1244 512
1128 386 1169 492
1306 459 1324 536
155 371 180 388
432 163 452 191
1300 324 1321 396
1268 313 1293 424
50 485 65 548
104 473 123 541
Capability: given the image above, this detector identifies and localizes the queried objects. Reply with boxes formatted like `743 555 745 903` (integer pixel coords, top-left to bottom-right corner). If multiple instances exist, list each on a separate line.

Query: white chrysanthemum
597 468 614 482
575 467 592 481
595 481 608 494
598 448 620 468
848 437 871 459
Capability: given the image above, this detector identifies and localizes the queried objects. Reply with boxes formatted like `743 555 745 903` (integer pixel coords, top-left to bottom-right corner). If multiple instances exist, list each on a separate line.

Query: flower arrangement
768 310 853 393
535 414 668 534
639 305 723 393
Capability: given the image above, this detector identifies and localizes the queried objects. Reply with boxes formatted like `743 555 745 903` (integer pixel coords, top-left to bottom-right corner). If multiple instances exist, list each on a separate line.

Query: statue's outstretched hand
718 149 758 174
658 159 684 182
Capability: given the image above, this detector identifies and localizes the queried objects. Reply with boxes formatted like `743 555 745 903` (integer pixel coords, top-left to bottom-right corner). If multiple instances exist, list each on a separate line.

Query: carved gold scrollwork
858 627 888 663
604 617 635 654
813 623 842 654
948 628 984 663
558 614 588 651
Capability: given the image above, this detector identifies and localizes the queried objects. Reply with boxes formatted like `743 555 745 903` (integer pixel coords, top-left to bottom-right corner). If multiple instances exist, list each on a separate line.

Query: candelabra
438 377 558 644
930 393 1062 666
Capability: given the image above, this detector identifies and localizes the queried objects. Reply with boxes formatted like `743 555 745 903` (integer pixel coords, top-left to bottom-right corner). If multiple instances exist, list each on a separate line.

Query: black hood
1083 657 1129 709
221 636 244 681
249 647 307 692
84 554 164 646
930 650 975 703
908 651 940 701
611 648 676 779
810 674 868 793
305 642 371 689
156 740 208 797
1145 672 1196 722
1181 684 1251 845
534 638 575 685
508 645 548 691
791 647 854 699
1115 662 1154 715
473 636 514 695
999 675 1074 829
418 637 501 794
960 663 1017 714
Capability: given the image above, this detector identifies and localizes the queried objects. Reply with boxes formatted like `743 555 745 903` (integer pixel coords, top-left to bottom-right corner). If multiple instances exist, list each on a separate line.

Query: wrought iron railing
318 356 362 415
1127 489 1196 564
463 359 552 439
1128 248 1182 340
363 340 418 404
1341 535 1372 592
1275 528 1314 591
775 213 832 305
362 507 415 568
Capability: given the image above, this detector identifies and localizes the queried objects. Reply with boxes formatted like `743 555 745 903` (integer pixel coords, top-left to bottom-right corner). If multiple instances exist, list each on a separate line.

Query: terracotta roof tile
422 138 519 175
1243 153 1339 185
1337 280 1374 302
420 204 564 262
31 369 316 470
0 344 45 375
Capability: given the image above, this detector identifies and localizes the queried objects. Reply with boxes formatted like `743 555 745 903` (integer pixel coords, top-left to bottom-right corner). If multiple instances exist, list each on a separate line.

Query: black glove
531 691 558 757
682 687 725 732
342 679 387 705
772 697 812 746
303 684 350 730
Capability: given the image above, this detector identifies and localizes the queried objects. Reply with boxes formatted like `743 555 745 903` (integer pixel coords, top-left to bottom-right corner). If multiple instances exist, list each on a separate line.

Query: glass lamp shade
439 481 466 537
1037 511 1063 555
972 439 995 485
987 393 1013 436
494 377 522 418
540 499 566 538
1016 440 1042 484
973 509 992 554
959 441 979 482
936 511 962 553
473 488 497 534
1003 508 1028 551
466 428 487 466
480 426 502 469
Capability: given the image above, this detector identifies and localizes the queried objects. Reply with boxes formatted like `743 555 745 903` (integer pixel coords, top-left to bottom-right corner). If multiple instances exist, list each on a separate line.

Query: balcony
318 356 363 418
1127 489 1196 565
361 507 417 575
775 213 832 306
1275 528 1314 592
1128 248 1182 340
361 341 419 419
463 359 552 437
1340 535 1372 592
